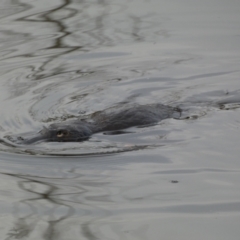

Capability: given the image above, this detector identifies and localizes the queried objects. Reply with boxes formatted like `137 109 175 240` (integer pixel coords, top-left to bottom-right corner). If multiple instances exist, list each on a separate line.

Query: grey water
0 0 240 239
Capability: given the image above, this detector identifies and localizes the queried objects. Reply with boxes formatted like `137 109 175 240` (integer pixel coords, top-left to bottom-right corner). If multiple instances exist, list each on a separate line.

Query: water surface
0 0 240 239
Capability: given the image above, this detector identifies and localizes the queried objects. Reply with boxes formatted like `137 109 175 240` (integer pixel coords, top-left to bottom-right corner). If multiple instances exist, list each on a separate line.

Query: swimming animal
11 103 181 144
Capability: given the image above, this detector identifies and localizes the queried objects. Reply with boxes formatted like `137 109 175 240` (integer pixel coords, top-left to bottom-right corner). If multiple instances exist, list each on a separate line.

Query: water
0 0 240 239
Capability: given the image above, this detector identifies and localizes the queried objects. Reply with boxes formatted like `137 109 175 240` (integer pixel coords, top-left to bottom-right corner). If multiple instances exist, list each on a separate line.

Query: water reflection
11 0 82 81
0 0 168 82
3 171 100 240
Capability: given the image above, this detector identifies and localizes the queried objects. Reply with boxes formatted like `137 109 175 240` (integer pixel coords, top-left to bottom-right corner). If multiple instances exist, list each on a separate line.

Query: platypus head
8 120 93 144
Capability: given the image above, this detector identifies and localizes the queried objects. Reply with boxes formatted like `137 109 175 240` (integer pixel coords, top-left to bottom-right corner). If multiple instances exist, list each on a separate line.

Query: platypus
11 103 181 144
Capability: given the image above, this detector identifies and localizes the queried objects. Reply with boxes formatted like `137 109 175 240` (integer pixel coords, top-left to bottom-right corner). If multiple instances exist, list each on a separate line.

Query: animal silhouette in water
12 103 181 144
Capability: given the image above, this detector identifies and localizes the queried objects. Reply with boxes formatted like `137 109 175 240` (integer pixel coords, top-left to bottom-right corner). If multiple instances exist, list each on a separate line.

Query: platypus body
13 103 181 144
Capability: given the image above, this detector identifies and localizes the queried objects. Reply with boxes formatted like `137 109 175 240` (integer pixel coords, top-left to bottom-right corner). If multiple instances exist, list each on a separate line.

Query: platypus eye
56 130 69 138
